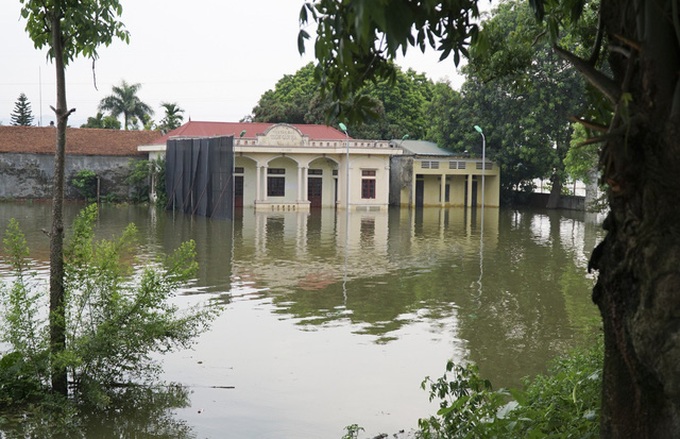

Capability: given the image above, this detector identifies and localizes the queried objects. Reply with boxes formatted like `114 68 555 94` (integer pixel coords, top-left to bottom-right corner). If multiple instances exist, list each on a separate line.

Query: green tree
466 1 589 207
19 0 129 396
358 67 434 139
80 112 122 129
423 81 464 149
252 63 319 124
158 102 185 134
253 62 435 140
10 93 35 126
439 0 587 206
98 80 154 130
301 0 680 435
0 205 216 406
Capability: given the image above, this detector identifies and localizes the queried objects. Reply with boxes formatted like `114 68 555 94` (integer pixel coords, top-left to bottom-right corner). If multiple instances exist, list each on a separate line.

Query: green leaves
300 0 478 121
417 340 602 438
20 0 129 65
0 205 217 408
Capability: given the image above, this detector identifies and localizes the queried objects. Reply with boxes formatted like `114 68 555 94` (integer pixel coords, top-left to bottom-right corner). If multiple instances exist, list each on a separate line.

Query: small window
361 179 376 199
309 169 323 176
362 169 376 176
267 168 285 197
234 167 244 174
268 176 285 197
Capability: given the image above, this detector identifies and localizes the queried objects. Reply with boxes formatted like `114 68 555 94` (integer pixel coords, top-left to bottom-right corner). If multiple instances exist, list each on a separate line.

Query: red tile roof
147 121 351 145
0 126 160 156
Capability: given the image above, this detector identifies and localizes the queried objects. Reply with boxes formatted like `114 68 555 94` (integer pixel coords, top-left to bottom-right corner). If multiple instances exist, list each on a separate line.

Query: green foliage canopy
80 112 121 129
252 62 437 140
19 0 129 65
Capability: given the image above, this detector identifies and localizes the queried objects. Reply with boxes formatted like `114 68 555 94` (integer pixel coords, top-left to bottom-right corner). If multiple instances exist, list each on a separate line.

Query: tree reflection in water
0 384 193 438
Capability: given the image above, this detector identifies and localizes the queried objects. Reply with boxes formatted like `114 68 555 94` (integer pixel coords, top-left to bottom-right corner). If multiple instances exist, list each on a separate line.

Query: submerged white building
138 121 500 215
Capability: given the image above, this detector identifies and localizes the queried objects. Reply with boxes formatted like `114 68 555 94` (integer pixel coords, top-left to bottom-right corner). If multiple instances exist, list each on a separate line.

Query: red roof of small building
147 121 351 145
0 125 160 156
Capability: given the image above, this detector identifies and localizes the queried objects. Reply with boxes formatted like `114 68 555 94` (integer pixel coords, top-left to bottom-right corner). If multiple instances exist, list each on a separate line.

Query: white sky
1 1 469 128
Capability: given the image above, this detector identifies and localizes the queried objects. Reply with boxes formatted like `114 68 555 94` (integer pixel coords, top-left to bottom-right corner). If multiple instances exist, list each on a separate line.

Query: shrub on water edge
417 338 603 438
71 169 98 202
0 204 219 410
126 159 151 203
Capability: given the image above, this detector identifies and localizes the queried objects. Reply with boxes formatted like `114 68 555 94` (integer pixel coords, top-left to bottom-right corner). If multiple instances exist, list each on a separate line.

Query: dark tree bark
545 173 562 209
587 1 680 436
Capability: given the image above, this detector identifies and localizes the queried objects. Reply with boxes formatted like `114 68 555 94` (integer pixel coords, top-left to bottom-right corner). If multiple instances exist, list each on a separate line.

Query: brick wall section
0 126 161 200
0 126 160 156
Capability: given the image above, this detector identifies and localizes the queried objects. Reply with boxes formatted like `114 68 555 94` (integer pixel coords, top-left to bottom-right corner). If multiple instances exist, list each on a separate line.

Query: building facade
140 121 402 212
139 122 501 213
390 139 500 208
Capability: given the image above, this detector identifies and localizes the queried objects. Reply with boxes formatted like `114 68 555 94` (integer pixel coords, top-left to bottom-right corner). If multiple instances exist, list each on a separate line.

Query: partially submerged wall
0 152 143 200
523 192 586 211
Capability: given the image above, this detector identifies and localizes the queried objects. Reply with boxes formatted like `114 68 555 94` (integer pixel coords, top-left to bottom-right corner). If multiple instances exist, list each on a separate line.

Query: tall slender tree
98 80 153 130
10 93 35 126
19 0 128 396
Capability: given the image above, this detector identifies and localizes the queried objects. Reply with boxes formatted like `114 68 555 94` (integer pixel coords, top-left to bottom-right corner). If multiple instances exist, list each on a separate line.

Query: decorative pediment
258 124 307 146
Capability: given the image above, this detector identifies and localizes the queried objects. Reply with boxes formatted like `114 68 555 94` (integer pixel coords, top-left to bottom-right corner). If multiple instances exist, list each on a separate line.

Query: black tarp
165 136 234 219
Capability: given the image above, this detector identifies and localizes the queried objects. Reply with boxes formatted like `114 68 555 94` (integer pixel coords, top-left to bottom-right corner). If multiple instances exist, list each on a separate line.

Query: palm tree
158 102 185 133
98 80 154 130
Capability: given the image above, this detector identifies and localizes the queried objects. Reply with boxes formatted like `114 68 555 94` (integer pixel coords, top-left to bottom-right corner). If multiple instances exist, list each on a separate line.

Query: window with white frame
361 169 376 199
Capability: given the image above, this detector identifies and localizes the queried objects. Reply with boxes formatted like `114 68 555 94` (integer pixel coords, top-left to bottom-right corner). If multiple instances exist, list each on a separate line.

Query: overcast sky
1 1 471 128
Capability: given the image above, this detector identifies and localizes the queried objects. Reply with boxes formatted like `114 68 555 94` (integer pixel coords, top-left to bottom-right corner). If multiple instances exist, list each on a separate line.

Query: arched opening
308 156 339 208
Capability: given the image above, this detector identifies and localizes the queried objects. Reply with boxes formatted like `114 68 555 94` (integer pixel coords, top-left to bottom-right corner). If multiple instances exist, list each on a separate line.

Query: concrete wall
389 156 413 206
524 192 586 210
0 152 144 200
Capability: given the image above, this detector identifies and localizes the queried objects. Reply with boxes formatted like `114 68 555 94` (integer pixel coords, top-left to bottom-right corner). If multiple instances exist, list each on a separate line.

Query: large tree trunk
588 1 680 436
49 6 69 397
584 167 598 210
547 136 569 209
545 173 562 208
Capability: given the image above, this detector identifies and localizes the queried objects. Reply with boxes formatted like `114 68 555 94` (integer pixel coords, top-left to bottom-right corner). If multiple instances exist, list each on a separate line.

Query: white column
262 165 269 202
440 173 446 207
255 165 262 202
467 174 474 208
411 170 417 208
303 167 308 201
297 166 303 200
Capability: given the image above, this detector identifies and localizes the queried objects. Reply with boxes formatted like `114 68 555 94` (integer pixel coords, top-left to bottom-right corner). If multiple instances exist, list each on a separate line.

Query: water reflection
0 202 603 438
0 385 192 439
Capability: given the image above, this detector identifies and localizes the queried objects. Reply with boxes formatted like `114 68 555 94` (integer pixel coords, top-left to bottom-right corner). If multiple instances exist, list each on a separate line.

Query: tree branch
553 44 621 103
587 7 605 65
569 116 609 132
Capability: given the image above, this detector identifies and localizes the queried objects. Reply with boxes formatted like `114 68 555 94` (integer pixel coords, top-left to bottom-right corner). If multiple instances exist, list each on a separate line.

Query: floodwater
0 202 603 438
